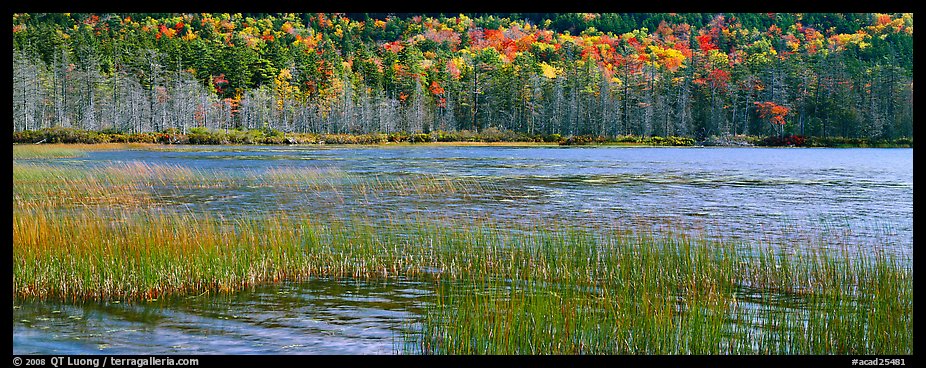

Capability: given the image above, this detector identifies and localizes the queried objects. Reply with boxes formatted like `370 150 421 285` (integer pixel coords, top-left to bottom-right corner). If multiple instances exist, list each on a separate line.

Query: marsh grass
13 144 89 159
11 154 912 354
12 202 912 354
14 162 516 213
411 235 911 354
13 143 155 159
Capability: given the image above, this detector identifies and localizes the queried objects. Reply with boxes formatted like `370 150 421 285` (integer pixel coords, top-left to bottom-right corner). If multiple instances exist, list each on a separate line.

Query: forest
11 12 914 142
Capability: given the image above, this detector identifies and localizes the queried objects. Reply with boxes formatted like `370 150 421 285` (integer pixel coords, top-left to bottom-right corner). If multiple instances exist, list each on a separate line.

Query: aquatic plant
11 151 912 354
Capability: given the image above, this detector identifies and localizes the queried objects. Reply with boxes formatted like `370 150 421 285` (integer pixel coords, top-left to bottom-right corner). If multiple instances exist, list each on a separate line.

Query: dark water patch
16 146 912 353
13 279 433 355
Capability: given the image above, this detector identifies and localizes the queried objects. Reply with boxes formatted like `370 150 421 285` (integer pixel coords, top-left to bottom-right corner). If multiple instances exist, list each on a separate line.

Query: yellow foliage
451 57 467 71
646 45 686 70
707 49 729 67
274 69 296 109
539 62 560 79
531 42 555 53
241 26 259 36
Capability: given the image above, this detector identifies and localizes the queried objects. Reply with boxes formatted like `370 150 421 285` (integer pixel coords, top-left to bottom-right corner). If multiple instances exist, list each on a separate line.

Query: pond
13 145 913 354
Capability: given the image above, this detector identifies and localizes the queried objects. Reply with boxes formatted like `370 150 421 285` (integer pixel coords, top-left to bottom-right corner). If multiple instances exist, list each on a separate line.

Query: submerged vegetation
12 145 913 354
13 204 912 354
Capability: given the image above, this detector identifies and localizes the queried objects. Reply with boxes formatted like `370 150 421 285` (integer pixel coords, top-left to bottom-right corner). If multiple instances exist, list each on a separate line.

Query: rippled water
13 145 913 354
14 279 431 355
38 145 914 250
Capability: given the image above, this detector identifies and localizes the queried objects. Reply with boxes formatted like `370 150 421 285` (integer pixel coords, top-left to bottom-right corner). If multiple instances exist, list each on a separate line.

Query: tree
754 101 790 137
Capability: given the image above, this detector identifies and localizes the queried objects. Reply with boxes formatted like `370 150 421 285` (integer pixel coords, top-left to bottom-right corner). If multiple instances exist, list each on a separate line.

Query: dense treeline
12 12 913 141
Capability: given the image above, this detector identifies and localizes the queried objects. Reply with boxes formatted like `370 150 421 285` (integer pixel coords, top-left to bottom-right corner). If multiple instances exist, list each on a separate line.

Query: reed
12 157 912 354
13 143 154 159
13 144 88 159
12 202 911 354
411 237 911 354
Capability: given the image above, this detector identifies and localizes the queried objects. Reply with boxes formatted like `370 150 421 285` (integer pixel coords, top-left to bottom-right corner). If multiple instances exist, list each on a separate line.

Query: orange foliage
429 81 444 95
754 101 790 125
877 14 892 26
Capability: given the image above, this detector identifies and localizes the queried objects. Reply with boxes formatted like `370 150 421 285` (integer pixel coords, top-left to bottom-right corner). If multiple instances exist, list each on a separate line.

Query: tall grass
11 156 912 354
13 144 89 159
14 162 514 212
411 238 912 354
12 202 912 353
13 143 153 159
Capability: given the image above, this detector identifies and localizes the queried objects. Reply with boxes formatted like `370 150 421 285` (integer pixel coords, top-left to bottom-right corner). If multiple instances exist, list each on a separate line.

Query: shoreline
12 141 914 150
12 128 913 149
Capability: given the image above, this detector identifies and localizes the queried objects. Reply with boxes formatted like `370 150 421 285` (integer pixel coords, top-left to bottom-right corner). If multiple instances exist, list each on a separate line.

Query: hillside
12 12 914 140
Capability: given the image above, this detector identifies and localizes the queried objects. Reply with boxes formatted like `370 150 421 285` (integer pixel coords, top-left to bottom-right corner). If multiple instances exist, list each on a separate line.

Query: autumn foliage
754 102 790 126
10 12 914 141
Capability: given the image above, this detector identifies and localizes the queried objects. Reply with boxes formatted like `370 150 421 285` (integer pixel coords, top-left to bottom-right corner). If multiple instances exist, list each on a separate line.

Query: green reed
13 143 154 159
12 202 911 354
410 235 911 355
12 156 912 354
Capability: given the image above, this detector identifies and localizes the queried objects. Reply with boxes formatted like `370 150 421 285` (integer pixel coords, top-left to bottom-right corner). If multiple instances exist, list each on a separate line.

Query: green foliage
11 12 914 141
13 127 107 144
14 128 912 148
559 134 695 146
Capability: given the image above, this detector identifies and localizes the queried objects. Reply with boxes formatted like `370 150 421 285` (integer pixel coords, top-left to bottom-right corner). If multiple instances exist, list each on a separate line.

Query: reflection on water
14 145 912 354
13 279 432 355
40 146 913 252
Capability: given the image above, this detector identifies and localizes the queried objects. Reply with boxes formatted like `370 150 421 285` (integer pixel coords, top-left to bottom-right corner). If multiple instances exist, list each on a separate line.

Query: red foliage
877 14 892 26
422 28 461 50
696 34 717 52
581 46 601 62
429 80 445 96
768 24 782 36
467 29 485 49
754 101 790 125
484 29 504 45
383 41 404 53
213 74 228 94
315 13 329 28
84 15 100 26
709 69 730 85
447 60 461 79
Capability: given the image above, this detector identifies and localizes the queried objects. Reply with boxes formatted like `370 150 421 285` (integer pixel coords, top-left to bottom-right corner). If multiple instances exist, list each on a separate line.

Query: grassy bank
13 127 914 147
13 143 161 159
703 134 914 148
13 127 696 146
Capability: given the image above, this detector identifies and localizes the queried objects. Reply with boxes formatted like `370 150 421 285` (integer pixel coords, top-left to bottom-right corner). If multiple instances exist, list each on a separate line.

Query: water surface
14 145 913 354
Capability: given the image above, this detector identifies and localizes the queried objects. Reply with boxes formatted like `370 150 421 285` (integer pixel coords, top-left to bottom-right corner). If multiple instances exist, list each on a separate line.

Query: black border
8 354 917 367
9 0 918 365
